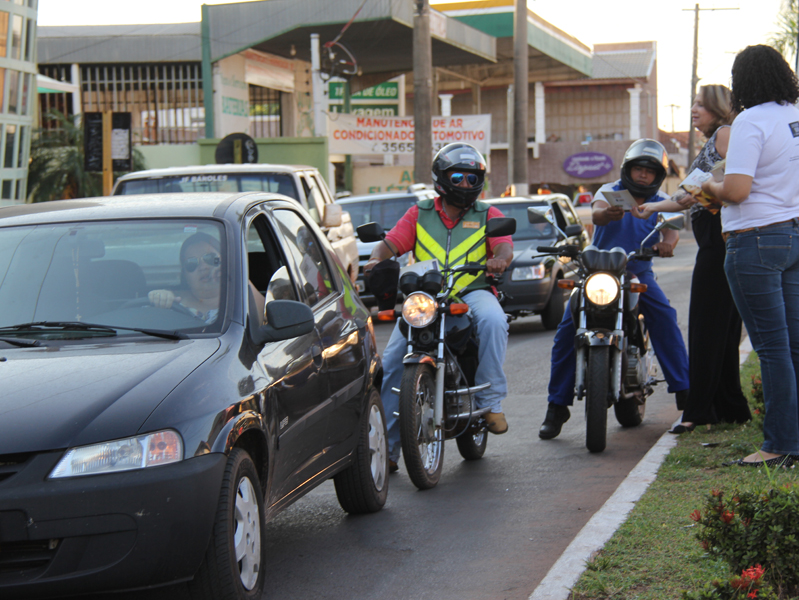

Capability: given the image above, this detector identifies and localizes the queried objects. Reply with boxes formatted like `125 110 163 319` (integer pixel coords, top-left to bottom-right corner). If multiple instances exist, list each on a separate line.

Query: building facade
0 0 36 206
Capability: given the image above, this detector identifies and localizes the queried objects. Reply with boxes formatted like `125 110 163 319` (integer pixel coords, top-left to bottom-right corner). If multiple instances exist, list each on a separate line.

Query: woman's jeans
725 220 799 455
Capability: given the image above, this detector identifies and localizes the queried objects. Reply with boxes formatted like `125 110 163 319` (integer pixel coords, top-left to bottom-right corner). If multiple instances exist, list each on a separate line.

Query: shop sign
329 113 491 155
563 152 614 179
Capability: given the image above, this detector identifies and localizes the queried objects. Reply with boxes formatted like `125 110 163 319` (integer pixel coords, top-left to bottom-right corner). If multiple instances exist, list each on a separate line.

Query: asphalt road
250 232 697 600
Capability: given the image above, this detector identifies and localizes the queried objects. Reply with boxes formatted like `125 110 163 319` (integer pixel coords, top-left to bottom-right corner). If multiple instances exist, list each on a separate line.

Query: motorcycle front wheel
585 346 610 453
399 363 444 490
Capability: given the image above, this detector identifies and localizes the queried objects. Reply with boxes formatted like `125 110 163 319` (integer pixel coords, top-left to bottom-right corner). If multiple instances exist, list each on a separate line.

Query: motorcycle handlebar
536 245 581 258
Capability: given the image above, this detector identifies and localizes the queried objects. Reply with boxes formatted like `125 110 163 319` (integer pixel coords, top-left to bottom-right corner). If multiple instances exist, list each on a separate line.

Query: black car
0 192 388 599
337 185 436 304
487 194 590 329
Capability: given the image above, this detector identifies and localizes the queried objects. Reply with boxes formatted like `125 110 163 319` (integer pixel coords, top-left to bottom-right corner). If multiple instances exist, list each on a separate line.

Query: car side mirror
250 300 314 345
323 203 343 228
357 222 385 242
486 217 516 237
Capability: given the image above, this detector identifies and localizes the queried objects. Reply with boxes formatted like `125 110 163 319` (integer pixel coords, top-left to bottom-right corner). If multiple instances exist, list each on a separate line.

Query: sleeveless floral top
689 125 728 218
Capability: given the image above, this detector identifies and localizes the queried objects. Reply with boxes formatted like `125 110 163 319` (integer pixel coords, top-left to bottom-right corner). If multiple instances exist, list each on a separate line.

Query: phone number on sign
375 142 464 154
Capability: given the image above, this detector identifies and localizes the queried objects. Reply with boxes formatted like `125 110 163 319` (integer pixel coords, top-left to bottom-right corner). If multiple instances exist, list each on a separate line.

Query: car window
342 201 371 230
556 198 579 226
299 174 325 225
343 196 418 233
115 173 298 199
0 219 227 335
271 209 335 307
247 215 297 324
490 202 555 241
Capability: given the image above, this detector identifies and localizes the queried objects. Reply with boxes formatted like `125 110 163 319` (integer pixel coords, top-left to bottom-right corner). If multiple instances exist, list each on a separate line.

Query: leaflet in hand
679 166 724 210
601 189 636 211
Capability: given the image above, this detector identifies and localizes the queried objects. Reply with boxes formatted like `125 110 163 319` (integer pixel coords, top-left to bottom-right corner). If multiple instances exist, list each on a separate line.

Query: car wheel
334 387 389 514
190 448 265 600
541 283 565 330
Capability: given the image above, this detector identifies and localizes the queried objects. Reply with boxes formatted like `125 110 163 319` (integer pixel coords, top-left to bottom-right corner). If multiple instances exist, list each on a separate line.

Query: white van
113 164 359 282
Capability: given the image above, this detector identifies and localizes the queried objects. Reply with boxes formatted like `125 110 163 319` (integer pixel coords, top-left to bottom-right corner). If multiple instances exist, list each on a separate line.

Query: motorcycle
528 206 684 453
358 217 516 490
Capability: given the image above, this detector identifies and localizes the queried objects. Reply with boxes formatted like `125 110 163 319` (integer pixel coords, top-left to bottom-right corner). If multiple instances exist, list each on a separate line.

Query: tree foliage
27 111 146 203
770 0 798 64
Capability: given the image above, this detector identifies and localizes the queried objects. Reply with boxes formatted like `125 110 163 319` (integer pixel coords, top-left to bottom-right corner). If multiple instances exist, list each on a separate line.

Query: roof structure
204 0 496 80
37 23 202 64
434 0 592 88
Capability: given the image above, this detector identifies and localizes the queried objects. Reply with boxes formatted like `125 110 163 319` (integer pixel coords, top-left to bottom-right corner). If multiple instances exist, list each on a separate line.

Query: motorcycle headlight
49 430 183 478
511 264 546 281
402 292 438 328
584 273 620 306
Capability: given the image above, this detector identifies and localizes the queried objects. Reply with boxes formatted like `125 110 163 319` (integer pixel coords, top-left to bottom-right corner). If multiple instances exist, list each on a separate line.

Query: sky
38 0 789 132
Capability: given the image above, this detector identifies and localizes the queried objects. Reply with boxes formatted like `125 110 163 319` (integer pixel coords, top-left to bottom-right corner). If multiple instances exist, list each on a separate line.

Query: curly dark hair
731 45 799 111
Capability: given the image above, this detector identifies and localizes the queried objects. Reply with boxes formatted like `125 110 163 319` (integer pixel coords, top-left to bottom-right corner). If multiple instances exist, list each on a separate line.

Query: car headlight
49 430 183 478
402 292 438 328
511 264 546 281
584 273 620 306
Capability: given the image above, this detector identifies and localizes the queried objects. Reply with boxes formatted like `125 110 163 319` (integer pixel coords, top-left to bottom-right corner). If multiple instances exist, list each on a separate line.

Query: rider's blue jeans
724 220 799 455
380 288 509 462
547 267 689 407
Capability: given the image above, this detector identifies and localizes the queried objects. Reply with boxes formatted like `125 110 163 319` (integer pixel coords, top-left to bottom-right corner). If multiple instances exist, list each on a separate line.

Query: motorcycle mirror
657 213 685 231
356 222 385 242
486 217 516 237
527 206 569 241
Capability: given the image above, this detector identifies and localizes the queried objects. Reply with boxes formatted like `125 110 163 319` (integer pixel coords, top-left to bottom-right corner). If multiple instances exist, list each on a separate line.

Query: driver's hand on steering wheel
148 289 180 309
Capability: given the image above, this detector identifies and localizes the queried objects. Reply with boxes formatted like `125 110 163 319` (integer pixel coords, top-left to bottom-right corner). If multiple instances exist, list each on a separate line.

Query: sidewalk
528 336 754 600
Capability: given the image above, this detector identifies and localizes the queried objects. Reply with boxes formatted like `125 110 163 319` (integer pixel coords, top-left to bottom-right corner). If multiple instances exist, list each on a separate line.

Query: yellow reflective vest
414 198 489 297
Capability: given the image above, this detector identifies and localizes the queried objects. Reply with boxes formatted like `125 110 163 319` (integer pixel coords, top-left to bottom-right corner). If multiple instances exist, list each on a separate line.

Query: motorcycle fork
434 313 446 428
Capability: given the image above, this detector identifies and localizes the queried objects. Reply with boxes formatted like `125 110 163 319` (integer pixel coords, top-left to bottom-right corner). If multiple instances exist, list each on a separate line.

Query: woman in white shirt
703 44 799 468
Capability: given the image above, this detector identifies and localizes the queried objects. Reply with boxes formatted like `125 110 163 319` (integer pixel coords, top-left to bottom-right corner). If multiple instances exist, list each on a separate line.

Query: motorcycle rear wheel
399 363 444 490
456 429 487 460
614 396 645 427
585 346 610 453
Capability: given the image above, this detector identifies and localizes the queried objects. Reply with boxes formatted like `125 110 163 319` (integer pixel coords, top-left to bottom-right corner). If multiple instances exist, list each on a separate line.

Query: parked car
486 194 590 329
337 184 436 304
0 192 387 599
113 164 360 285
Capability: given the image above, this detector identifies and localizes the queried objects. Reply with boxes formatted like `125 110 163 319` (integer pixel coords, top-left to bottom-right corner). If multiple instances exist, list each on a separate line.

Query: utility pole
667 103 680 133
413 0 433 185
512 0 529 193
684 4 737 167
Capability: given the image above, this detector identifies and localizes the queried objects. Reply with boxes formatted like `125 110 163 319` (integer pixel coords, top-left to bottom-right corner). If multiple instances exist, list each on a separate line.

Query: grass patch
568 354 799 600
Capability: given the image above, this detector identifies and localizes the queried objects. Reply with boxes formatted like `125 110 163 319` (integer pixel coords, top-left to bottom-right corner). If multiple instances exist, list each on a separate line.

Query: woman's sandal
668 422 696 434
722 455 794 468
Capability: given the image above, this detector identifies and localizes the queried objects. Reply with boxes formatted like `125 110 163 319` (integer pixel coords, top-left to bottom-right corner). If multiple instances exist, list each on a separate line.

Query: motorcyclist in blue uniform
539 138 690 439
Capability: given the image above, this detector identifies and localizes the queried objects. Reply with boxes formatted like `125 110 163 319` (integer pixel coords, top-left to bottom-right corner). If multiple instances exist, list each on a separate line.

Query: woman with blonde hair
635 84 751 433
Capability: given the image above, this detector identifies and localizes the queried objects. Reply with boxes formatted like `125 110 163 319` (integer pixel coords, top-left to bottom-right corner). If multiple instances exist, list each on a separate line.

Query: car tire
189 448 265 600
541 282 565 330
334 387 389 514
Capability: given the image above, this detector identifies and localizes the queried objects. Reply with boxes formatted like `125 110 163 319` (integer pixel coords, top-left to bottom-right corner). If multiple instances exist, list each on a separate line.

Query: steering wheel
120 297 202 319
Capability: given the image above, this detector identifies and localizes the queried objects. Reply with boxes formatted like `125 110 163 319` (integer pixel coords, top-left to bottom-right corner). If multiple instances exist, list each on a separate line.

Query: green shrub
682 564 779 599
689 482 799 598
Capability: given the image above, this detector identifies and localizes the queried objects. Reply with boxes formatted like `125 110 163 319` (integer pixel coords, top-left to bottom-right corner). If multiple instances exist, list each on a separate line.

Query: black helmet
431 143 486 209
620 138 669 199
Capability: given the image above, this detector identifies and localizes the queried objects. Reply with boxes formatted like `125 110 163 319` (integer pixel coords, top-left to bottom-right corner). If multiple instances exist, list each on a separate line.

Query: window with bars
249 84 283 139
38 62 205 144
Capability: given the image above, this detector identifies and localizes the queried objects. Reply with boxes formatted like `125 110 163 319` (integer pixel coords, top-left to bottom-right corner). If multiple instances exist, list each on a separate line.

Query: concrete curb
529 337 754 600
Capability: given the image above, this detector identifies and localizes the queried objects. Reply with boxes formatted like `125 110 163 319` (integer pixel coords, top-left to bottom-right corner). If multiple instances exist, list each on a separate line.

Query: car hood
509 238 557 264
0 338 220 454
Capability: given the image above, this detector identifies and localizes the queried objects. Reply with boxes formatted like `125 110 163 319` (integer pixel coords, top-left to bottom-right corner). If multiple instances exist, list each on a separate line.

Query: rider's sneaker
485 412 508 434
389 460 399 474
539 403 570 439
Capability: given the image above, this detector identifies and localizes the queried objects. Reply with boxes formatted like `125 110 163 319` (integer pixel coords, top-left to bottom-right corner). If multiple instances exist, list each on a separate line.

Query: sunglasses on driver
448 172 480 186
184 253 221 273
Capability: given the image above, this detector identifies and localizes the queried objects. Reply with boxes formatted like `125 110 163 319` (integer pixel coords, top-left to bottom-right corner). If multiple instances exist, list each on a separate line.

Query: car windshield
0 219 227 338
492 203 557 241
115 173 298 199
345 196 418 234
